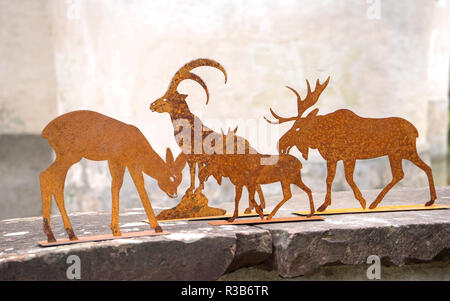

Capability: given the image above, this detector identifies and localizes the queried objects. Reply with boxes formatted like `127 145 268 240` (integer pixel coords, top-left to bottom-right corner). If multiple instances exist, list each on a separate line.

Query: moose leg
369 155 404 209
267 182 292 220
295 177 315 217
228 185 243 223
318 161 337 212
129 168 162 233
343 160 366 209
407 151 436 206
108 161 126 236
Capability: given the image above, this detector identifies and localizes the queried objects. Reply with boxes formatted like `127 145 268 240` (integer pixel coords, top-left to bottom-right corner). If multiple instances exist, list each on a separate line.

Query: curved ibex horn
168 58 227 105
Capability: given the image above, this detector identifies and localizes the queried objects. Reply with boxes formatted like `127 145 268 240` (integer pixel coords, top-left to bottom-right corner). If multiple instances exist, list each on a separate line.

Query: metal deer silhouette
265 77 436 211
40 110 186 242
150 58 265 217
198 129 314 222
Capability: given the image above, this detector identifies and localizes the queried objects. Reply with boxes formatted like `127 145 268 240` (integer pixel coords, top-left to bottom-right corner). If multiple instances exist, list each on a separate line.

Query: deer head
150 58 227 116
156 148 187 198
265 76 330 160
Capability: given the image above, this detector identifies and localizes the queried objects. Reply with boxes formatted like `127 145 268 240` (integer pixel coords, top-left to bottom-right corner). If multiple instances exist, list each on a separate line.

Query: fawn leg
407 151 436 206
129 167 162 233
295 176 315 216
369 155 404 209
248 185 264 220
245 185 265 213
318 161 337 212
267 182 292 220
257 185 266 209
228 185 243 222
108 161 126 236
343 160 366 209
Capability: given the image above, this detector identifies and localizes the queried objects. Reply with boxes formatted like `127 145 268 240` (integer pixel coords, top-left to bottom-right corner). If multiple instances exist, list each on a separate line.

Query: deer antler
168 58 228 105
264 76 330 124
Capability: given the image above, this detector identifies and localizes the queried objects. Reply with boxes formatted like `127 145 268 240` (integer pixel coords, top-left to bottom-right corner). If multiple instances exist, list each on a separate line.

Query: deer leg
267 182 292 220
318 161 337 212
51 159 78 241
228 185 243 223
343 160 366 209
295 176 315 217
129 168 162 233
407 151 436 206
369 155 404 209
108 161 126 236
40 168 56 242
248 185 264 219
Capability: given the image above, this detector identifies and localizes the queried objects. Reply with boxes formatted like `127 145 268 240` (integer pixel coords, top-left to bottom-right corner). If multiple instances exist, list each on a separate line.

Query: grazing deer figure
197 129 314 222
40 110 186 242
265 77 436 211
150 58 265 211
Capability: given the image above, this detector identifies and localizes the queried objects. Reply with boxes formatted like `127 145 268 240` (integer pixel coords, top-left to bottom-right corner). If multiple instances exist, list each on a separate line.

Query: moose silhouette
265 77 436 211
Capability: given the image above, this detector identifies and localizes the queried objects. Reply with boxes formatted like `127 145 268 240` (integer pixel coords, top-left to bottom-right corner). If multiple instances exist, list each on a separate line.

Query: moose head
265 76 330 160
150 58 227 116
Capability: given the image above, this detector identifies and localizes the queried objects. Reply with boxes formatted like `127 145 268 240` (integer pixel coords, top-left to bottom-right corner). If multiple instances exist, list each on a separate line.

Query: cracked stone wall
0 0 449 219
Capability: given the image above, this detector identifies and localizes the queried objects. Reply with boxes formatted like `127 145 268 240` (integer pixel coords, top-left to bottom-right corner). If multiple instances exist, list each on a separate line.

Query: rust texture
39 110 186 242
150 58 265 219
197 129 315 222
265 76 437 211
208 215 324 226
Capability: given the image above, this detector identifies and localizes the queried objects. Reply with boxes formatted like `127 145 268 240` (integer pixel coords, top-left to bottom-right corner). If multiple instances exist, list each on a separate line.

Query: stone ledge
0 186 449 280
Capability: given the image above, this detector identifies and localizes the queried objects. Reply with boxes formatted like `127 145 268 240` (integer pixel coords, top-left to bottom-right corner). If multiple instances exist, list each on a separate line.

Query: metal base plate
144 211 271 223
293 204 450 216
38 230 169 247
208 215 324 226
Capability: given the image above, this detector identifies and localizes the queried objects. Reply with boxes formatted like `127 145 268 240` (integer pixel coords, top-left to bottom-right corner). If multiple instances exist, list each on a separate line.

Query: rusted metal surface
197 134 315 222
144 211 270 223
265 76 437 211
208 215 324 226
39 110 186 243
150 58 266 219
38 230 169 247
293 204 450 216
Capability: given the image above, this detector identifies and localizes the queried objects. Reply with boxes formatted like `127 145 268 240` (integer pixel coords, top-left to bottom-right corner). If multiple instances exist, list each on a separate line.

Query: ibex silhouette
198 129 314 222
150 58 265 211
40 110 186 242
265 77 436 211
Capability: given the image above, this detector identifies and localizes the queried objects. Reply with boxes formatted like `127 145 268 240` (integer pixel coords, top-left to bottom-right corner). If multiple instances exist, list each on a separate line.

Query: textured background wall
0 0 449 219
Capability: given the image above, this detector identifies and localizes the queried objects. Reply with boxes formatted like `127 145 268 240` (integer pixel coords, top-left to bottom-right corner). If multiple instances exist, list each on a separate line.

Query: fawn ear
174 152 187 172
166 148 175 166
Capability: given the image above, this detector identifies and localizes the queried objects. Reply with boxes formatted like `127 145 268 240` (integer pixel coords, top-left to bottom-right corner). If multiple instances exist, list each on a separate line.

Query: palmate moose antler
264 76 330 124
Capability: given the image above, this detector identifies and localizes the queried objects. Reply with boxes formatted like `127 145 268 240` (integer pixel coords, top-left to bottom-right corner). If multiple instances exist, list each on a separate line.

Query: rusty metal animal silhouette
265 77 436 211
40 110 186 242
198 129 314 222
150 58 265 218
